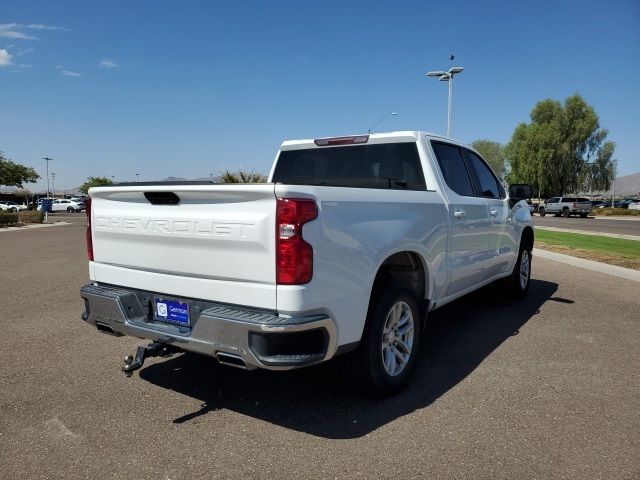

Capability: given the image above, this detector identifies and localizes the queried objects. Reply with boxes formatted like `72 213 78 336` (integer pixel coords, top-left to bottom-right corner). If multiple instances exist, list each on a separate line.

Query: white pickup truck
80 131 534 394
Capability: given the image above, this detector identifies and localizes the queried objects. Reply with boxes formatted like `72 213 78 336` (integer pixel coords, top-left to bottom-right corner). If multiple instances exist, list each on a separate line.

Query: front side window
548 197 560 203
431 142 474 197
463 150 504 199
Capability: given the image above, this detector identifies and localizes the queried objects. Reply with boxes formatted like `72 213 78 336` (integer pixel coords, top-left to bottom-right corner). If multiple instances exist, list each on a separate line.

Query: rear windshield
272 142 427 190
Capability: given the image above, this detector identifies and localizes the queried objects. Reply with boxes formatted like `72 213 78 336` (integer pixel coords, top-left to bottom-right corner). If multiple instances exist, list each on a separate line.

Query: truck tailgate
89 184 277 310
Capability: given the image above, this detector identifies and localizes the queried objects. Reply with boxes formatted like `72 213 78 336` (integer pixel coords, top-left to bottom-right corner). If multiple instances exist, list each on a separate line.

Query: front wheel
346 288 421 395
506 245 532 299
538 207 546 217
67 207 74 213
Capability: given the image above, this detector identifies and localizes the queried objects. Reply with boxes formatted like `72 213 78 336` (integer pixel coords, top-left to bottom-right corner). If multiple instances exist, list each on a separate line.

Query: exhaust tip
96 322 122 337
216 352 247 369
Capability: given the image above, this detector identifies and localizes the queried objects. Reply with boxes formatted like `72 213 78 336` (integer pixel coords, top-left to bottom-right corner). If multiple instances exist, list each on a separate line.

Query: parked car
80 131 535 394
628 201 640 211
38 198 85 212
0 200 28 212
53 199 85 212
538 197 592 217
526 199 535 215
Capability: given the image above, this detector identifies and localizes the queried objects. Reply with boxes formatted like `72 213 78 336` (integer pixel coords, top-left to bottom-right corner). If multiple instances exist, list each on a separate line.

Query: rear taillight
276 198 318 285
86 197 94 261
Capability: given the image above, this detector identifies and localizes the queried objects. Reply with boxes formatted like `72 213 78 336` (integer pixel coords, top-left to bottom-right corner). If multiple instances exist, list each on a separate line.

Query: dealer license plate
154 297 190 326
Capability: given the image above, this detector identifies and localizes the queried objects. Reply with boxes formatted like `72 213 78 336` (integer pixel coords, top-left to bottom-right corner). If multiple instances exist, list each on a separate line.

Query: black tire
506 244 532 299
345 287 421 395
580 213 588 218
67 207 74 213
538 207 546 217
561 208 570 217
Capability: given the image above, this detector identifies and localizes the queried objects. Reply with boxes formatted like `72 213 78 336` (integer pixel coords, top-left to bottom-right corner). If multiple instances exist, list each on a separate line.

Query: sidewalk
593 215 640 221
535 225 640 241
0 221 71 233
533 248 640 283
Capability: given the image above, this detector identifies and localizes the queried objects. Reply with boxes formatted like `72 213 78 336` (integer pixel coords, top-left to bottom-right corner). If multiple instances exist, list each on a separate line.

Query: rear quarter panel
274 184 449 346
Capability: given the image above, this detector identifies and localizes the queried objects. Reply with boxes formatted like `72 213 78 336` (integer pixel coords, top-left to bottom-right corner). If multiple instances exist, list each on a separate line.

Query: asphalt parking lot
1 218 638 479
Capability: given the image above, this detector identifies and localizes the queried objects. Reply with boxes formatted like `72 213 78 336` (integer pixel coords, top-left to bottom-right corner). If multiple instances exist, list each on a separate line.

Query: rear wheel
538 207 546 217
346 287 421 395
562 207 570 217
67 207 74 213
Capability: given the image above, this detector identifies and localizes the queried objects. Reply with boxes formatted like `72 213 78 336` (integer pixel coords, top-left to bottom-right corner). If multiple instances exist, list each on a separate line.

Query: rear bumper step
80 283 337 370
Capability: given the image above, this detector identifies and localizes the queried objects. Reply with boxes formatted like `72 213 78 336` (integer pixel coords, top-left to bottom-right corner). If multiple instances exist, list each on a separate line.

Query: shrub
0 212 19 226
592 208 640 216
18 210 44 223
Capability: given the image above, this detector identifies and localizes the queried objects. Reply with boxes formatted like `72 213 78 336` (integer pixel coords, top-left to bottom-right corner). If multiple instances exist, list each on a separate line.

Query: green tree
471 140 506 178
0 152 40 187
505 94 615 197
219 170 267 183
79 176 115 194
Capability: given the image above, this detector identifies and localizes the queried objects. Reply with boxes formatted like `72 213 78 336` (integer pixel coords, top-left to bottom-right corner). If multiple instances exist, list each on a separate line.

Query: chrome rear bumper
80 283 337 370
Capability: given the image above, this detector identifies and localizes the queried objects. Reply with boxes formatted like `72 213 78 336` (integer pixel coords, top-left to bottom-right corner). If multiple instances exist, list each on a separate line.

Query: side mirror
509 184 533 201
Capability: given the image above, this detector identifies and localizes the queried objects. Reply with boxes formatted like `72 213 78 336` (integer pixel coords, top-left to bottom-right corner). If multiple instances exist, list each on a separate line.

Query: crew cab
538 196 592 217
80 131 534 393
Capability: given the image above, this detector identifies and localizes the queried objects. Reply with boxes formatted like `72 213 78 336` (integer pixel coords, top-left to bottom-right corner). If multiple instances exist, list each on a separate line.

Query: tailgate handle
144 192 180 205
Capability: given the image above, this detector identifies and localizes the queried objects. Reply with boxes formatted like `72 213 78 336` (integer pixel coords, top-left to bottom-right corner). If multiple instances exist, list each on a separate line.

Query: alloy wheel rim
381 301 415 376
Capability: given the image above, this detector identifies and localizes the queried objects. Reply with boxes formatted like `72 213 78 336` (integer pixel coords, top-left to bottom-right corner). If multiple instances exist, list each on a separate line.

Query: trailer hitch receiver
122 342 178 377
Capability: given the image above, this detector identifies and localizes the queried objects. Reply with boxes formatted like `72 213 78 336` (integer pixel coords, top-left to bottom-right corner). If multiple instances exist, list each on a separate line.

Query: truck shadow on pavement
140 278 559 439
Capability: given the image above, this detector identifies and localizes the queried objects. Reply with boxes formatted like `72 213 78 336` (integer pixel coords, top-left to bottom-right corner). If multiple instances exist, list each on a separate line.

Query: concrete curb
593 215 640 221
535 225 640 241
533 248 640 283
0 221 71 233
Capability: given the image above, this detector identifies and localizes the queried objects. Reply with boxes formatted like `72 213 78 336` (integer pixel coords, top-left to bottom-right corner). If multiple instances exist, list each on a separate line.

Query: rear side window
577 197 589 202
431 142 474 197
272 143 427 190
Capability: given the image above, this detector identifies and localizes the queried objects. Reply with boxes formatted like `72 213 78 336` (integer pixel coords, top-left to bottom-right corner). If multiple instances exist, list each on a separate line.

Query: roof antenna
368 112 398 134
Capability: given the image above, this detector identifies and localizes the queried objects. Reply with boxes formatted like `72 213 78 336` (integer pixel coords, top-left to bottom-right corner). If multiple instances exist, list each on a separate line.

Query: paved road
533 214 640 237
1 218 639 479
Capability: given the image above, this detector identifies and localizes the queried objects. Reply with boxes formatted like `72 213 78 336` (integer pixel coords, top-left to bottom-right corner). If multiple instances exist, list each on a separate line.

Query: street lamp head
390 112 398 116
426 71 447 77
448 66 464 75
439 75 449 81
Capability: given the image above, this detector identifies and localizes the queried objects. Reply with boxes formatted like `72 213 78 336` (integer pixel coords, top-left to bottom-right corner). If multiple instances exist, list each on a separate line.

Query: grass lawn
535 230 640 270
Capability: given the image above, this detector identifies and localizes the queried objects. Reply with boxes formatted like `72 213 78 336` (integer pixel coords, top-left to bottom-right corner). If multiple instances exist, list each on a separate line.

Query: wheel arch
521 225 534 252
366 251 430 328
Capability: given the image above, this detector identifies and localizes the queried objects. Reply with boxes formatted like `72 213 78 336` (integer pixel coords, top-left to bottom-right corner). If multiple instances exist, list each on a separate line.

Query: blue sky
1 0 639 192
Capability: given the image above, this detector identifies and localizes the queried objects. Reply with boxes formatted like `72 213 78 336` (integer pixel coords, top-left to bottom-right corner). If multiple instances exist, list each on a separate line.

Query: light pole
43 157 53 198
368 112 398 133
426 66 464 137
135 173 140 182
51 172 56 198
611 159 617 207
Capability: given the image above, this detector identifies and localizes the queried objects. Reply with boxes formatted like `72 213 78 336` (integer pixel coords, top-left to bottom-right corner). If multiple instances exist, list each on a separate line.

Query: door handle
490 209 498 216
453 210 466 218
